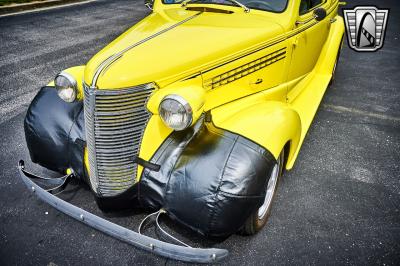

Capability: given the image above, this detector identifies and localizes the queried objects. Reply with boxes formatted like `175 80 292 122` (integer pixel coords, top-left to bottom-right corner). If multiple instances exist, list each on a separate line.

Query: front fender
140 118 277 237
211 100 301 169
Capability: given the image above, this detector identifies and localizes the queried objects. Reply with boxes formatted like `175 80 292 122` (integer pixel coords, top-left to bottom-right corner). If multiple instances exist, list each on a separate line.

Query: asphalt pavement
0 0 399 265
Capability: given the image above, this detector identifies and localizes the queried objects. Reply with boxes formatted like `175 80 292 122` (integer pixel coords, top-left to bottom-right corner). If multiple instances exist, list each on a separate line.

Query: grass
0 0 50 6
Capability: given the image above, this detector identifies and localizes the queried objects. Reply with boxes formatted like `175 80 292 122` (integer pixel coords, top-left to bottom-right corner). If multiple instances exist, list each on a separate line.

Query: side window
299 0 323 15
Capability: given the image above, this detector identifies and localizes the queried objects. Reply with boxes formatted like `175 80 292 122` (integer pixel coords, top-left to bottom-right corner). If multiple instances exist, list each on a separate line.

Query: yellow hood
84 7 284 89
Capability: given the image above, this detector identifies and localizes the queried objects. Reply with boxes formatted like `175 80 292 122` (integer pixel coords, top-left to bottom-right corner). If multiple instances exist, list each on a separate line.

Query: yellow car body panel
84 8 285 89
136 115 173 181
59 0 344 179
286 15 345 168
211 84 301 163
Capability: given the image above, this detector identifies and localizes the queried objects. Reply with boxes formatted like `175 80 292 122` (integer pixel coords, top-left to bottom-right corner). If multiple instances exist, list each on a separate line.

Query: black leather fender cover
139 120 276 237
24 87 87 180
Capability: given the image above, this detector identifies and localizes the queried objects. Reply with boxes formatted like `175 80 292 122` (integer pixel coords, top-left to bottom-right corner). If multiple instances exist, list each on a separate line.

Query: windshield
163 0 288 13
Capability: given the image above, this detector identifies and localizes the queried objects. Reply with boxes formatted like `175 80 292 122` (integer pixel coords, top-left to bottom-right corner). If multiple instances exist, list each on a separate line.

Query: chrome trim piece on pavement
17 160 228 263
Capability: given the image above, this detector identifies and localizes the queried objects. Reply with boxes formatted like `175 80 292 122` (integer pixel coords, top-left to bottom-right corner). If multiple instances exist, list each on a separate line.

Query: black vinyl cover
24 87 87 180
140 120 276 237
25 88 276 237
24 87 140 209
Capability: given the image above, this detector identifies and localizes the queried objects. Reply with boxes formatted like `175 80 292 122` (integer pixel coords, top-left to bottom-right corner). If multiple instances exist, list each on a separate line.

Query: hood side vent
204 47 287 90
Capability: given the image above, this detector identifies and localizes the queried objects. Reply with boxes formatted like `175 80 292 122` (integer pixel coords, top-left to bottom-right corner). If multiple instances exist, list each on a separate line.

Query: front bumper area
18 160 228 263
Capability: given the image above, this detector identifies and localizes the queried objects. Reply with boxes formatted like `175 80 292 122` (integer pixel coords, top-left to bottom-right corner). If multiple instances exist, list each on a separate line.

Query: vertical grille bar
84 83 155 197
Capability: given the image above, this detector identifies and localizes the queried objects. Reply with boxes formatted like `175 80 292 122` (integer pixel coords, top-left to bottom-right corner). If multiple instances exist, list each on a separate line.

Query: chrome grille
84 83 155 197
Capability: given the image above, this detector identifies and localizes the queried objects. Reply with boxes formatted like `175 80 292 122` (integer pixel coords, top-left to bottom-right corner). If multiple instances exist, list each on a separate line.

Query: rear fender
211 100 301 168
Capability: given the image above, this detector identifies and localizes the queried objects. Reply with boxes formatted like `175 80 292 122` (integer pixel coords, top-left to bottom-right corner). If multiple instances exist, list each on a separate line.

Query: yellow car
19 0 344 263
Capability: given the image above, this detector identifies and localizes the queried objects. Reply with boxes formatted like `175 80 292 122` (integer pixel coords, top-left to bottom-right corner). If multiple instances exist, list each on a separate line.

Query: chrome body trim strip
17 160 229 263
90 12 202 88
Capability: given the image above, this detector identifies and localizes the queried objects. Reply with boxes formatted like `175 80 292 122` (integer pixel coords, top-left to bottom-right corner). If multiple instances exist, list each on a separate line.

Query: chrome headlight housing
54 72 77 103
159 95 193 131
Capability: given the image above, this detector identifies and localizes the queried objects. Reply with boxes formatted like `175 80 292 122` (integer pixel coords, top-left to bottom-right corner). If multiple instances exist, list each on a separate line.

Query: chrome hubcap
257 161 280 219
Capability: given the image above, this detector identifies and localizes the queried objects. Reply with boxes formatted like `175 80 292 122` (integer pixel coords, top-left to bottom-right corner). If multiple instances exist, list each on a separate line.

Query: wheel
240 150 284 235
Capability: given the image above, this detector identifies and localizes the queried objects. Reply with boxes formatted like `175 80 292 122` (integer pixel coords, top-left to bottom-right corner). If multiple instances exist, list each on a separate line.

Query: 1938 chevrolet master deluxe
19 0 344 262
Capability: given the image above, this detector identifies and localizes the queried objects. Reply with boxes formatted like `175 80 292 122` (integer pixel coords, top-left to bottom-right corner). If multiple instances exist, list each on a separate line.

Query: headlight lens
54 72 77 103
159 95 193 131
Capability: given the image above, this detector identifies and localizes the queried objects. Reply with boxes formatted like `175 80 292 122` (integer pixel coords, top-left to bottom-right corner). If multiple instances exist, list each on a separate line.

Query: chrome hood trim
90 12 202 88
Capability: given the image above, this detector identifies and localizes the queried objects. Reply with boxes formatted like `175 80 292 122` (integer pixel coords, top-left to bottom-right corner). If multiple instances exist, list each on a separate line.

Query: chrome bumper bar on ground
17 160 228 263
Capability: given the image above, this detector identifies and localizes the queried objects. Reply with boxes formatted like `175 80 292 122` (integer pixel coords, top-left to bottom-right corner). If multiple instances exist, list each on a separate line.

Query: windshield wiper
181 0 250 13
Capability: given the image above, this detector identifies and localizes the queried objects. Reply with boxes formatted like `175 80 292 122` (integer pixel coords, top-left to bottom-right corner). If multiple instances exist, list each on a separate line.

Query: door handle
250 78 263 85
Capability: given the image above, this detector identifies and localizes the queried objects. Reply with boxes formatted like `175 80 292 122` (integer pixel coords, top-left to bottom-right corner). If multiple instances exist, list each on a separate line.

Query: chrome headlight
54 72 77 103
159 95 193 131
